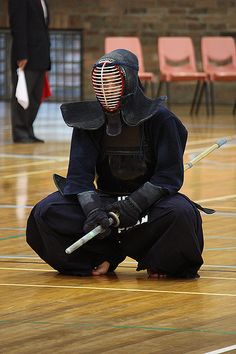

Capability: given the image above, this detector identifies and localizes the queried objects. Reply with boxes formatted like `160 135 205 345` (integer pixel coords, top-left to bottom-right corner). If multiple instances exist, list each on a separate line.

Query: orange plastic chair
105 36 156 97
201 36 236 114
157 37 210 114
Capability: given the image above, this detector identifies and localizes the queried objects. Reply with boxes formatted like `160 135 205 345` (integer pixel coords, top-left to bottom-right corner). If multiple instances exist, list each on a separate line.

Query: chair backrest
105 36 145 72
201 36 236 73
158 37 198 74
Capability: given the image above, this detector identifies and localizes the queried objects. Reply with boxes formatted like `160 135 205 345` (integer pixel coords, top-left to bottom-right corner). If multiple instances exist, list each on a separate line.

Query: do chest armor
96 125 153 194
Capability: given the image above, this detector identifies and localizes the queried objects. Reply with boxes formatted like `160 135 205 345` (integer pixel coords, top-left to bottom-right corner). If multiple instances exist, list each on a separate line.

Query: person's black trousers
11 69 45 141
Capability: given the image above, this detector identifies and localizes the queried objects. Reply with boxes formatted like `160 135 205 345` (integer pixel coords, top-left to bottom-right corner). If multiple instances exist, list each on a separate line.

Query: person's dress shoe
13 138 35 144
31 136 45 143
13 136 45 144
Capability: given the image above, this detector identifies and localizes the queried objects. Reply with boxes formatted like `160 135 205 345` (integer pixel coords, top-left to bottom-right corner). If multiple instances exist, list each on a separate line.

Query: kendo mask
60 49 166 132
92 49 139 136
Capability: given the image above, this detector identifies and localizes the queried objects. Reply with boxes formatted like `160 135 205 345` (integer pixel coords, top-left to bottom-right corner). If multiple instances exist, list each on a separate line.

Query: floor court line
205 247 236 251
205 344 236 354
0 160 65 170
206 235 236 239
0 282 236 297
0 205 33 208
2 167 67 179
196 194 236 203
0 319 235 336
0 153 67 161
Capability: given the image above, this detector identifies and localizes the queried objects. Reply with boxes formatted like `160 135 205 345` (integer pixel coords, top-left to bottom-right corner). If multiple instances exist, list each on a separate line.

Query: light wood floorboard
0 102 236 354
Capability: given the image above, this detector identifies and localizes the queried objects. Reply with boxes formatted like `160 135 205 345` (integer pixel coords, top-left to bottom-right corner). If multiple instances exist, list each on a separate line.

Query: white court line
200 276 236 281
0 153 67 161
0 160 65 170
208 212 236 217
204 264 236 269
200 159 236 167
2 167 67 179
196 194 236 203
206 236 236 239
0 204 33 208
205 344 236 354
0 267 54 272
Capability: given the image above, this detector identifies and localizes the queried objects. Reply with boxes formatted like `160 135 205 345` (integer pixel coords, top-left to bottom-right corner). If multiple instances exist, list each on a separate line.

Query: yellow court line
0 282 235 297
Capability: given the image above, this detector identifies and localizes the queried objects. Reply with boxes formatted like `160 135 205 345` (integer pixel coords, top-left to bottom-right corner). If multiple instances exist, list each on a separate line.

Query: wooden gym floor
0 101 236 354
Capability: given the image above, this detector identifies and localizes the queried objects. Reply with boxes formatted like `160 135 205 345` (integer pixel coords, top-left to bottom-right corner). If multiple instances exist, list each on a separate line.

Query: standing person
8 0 51 143
26 49 205 279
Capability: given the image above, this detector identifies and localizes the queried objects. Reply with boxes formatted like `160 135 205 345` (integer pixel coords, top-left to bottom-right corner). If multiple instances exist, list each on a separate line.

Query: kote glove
77 191 110 235
106 182 166 228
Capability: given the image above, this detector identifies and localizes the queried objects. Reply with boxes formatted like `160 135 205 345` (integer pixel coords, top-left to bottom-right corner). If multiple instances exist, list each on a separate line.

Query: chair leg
190 81 201 115
209 82 215 115
151 81 156 98
143 81 148 93
165 82 170 108
195 82 205 115
233 99 236 115
156 81 163 97
204 81 211 116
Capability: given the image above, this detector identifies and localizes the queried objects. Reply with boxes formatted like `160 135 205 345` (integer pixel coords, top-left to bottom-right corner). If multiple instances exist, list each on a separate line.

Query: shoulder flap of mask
121 87 167 126
60 101 105 130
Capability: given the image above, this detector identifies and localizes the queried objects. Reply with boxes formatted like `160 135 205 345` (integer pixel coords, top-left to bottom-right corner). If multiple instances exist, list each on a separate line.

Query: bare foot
92 261 110 276
147 269 167 279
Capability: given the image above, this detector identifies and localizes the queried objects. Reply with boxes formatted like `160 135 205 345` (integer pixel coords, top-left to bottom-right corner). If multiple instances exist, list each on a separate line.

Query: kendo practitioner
26 49 205 278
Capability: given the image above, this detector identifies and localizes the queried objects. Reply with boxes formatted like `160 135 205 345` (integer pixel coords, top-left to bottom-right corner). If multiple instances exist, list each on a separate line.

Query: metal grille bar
0 29 83 101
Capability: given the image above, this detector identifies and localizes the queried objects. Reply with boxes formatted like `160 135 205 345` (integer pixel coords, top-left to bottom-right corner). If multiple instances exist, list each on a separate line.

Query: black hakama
26 191 203 278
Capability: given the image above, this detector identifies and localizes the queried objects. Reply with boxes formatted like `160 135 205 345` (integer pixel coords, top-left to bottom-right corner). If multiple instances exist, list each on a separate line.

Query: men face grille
92 61 125 112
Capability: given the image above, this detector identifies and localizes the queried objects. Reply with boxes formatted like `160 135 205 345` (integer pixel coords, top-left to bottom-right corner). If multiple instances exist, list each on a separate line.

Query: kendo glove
77 191 111 237
106 182 166 228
